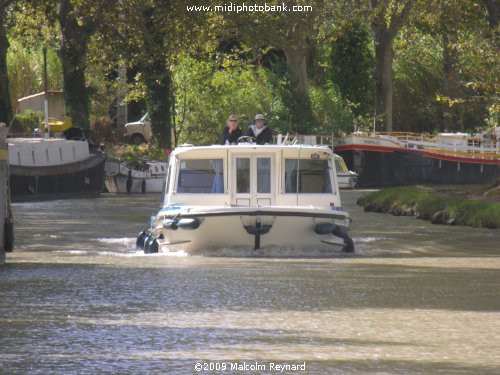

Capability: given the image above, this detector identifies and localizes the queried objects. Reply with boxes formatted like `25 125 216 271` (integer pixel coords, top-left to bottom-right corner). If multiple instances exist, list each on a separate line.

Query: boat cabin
162 144 342 210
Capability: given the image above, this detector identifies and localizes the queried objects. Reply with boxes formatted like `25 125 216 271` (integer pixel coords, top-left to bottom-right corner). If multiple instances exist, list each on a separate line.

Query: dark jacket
247 124 272 145
221 126 242 145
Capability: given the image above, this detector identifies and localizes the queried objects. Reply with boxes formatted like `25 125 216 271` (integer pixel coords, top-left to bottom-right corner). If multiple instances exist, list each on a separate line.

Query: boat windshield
334 157 349 173
177 159 224 193
284 159 332 193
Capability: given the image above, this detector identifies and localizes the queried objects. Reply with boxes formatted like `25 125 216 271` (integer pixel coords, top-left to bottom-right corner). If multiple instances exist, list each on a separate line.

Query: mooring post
0 125 8 263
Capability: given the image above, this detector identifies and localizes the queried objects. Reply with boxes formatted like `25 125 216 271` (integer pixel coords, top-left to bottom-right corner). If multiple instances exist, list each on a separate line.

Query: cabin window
236 158 250 193
177 159 224 193
284 159 332 193
257 158 271 193
164 165 171 195
334 157 349 173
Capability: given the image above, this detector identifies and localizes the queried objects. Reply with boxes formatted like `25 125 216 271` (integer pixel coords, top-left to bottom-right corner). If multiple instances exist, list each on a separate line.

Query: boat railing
301 132 500 158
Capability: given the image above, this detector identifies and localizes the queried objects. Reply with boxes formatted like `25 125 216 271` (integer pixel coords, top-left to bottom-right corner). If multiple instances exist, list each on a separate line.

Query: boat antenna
43 47 49 134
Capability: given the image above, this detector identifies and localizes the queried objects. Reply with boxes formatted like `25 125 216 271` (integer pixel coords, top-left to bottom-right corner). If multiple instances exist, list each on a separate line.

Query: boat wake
162 245 352 258
53 238 358 258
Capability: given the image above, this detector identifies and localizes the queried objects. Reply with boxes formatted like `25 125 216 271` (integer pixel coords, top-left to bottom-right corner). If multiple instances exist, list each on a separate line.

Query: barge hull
337 149 499 187
10 154 106 201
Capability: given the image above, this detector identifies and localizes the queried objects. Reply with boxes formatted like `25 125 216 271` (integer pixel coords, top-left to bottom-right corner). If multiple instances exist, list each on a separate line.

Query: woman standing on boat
247 114 272 145
221 114 242 145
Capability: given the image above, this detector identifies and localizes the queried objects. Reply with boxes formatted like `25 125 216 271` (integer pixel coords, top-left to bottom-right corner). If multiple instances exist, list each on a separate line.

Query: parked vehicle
123 113 152 145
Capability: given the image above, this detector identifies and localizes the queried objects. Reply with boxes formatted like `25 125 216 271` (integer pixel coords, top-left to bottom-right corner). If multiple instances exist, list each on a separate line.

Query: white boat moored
137 143 353 255
105 160 168 194
334 154 357 189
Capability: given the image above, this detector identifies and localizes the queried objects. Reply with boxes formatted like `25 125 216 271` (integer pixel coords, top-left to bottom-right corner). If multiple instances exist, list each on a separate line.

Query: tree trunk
441 31 462 132
373 32 393 132
369 0 414 132
282 40 314 134
57 0 91 129
141 6 172 149
482 0 499 28
143 65 172 149
0 3 12 124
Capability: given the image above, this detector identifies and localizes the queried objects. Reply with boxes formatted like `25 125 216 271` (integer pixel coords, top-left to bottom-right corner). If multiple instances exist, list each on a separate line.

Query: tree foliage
3 0 499 141
329 20 375 117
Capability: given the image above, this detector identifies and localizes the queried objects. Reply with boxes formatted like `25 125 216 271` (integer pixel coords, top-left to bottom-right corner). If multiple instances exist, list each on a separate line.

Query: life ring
4 217 14 252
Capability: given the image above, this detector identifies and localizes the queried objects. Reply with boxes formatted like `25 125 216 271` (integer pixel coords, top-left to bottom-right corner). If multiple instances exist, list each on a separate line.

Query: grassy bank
357 185 500 229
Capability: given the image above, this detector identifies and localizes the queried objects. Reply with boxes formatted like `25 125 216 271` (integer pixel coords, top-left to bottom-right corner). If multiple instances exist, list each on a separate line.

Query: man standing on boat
247 114 272 145
221 114 242 145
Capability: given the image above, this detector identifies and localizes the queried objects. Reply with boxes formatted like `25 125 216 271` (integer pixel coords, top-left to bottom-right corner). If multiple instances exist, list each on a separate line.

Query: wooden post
0 124 8 263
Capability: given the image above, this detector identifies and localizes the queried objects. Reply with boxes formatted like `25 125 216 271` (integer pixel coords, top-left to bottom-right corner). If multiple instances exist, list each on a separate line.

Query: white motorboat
105 160 167 193
137 143 353 254
334 154 357 189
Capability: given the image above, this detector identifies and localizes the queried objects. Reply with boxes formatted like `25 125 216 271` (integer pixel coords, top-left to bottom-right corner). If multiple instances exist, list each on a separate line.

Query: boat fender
126 171 132 194
141 179 146 194
144 235 151 252
314 222 334 235
178 218 201 230
4 217 14 252
136 230 148 250
162 219 178 230
145 237 159 254
332 226 354 253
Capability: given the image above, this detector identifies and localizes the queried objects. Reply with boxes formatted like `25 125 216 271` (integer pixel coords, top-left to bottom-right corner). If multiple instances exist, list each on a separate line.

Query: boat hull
104 160 167 194
336 149 499 187
105 175 164 194
10 153 106 201
151 206 351 254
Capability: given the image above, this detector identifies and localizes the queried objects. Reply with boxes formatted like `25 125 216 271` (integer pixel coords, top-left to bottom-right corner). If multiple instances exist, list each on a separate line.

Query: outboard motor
332 226 355 253
136 230 148 250
145 237 159 254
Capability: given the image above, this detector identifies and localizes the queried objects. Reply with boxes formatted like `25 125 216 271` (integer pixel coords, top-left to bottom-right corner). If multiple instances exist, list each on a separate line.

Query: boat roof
171 143 333 157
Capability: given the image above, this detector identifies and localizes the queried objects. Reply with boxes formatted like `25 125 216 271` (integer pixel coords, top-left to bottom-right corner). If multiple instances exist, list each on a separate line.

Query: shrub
358 186 499 229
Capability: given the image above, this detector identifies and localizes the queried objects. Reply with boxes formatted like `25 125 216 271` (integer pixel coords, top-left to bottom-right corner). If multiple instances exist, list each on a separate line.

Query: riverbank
357 183 500 229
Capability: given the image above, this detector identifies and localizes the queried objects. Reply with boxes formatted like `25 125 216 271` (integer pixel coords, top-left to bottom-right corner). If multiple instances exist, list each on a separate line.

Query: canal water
1 191 499 374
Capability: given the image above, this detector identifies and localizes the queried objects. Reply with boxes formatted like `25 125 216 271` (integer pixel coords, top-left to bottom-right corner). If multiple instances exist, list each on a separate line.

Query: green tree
93 0 208 148
329 20 375 117
396 0 499 132
369 0 414 131
226 0 355 133
54 0 115 129
172 54 282 145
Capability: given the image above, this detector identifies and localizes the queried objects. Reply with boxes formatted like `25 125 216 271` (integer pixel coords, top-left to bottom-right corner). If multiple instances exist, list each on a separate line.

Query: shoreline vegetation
357 183 500 229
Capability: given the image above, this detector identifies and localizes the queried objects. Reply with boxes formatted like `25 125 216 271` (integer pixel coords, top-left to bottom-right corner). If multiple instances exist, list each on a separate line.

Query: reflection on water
1 192 499 374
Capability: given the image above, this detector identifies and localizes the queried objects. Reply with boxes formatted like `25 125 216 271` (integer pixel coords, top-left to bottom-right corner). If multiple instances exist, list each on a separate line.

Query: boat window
164 165 171 195
257 158 271 193
177 159 224 193
236 158 250 193
335 157 349 173
284 159 332 193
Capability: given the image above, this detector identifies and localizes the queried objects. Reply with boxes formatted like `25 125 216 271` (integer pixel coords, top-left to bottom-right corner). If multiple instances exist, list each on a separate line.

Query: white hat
254 114 266 120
